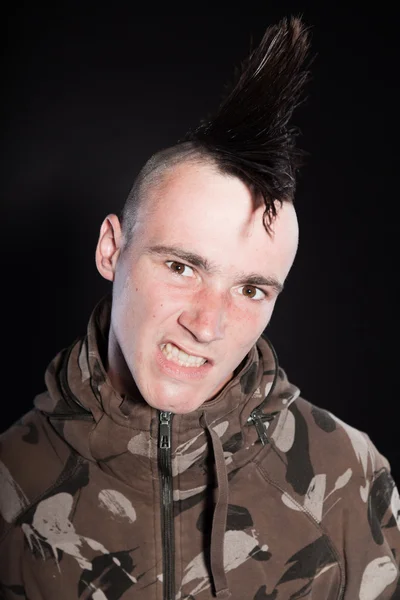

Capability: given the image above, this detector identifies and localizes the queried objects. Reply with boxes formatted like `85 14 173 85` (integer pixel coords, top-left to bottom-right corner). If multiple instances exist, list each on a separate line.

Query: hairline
120 142 293 248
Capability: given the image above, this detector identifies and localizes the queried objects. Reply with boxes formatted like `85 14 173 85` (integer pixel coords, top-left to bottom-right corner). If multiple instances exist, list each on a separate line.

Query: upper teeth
161 343 207 367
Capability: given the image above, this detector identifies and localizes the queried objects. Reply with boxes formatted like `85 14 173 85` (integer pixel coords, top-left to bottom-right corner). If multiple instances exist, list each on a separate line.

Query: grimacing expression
96 160 299 414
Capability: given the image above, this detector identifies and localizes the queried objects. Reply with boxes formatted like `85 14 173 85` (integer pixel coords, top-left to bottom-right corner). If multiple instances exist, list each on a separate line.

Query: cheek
129 283 186 335
227 302 271 347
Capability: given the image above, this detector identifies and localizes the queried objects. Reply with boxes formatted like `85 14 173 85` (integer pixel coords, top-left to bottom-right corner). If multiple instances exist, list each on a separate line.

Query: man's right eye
166 261 195 278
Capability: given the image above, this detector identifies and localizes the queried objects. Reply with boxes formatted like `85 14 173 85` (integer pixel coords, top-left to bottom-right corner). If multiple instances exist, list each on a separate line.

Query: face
96 161 299 414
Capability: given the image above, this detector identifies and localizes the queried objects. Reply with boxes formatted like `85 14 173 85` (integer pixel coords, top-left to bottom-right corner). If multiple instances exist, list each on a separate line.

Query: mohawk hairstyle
181 16 311 232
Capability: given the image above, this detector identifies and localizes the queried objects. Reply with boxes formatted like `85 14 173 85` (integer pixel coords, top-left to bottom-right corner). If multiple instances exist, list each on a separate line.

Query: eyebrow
146 244 284 295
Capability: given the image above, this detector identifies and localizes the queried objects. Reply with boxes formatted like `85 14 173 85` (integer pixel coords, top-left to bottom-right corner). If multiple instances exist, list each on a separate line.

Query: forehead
134 161 298 279
141 160 263 235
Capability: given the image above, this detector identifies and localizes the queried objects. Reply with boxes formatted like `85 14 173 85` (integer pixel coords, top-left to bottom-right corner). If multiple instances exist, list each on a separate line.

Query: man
1 16 399 600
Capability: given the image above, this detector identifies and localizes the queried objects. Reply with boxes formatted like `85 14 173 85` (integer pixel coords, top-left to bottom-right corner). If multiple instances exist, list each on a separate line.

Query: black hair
121 16 311 240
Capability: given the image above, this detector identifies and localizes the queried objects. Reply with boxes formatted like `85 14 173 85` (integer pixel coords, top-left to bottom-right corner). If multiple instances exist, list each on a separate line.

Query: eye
166 261 195 277
238 285 266 301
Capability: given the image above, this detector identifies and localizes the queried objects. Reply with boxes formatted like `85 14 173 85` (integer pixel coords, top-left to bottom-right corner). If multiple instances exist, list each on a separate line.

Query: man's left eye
239 285 265 300
166 261 195 277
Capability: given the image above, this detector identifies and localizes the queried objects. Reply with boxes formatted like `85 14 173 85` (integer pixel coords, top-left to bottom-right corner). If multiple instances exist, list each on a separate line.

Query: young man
1 17 399 600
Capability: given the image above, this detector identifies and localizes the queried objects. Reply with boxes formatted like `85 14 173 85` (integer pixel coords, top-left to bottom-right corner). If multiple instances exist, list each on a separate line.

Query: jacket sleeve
0 432 28 598
0 510 27 599
342 437 400 599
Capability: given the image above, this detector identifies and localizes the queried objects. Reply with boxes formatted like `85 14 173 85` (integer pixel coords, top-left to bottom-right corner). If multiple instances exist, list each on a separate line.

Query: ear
95 214 123 282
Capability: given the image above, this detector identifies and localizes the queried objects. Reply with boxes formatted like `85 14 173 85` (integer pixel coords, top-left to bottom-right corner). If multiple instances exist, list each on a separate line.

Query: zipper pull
159 411 172 449
249 411 269 446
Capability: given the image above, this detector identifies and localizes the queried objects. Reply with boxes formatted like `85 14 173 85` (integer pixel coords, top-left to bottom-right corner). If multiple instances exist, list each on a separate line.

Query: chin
159 399 204 414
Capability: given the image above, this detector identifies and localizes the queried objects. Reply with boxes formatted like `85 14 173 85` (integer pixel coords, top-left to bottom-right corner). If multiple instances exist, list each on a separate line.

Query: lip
156 345 213 381
161 340 213 364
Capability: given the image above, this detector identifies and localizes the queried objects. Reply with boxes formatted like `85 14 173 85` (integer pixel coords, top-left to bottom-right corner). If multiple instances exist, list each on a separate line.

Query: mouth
160 342 208 368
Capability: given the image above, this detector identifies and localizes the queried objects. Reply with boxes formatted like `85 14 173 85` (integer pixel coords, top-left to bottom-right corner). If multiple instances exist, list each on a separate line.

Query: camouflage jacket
1 297 399 600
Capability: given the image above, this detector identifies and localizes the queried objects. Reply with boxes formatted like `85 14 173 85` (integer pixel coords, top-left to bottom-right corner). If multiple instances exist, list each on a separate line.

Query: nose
178 289 227 343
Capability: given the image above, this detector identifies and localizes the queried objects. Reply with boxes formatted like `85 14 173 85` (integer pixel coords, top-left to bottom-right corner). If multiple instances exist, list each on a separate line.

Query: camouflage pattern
1 296 399 599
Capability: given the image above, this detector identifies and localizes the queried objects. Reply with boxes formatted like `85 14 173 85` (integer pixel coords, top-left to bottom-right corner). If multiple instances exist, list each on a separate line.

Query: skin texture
95 160 299 414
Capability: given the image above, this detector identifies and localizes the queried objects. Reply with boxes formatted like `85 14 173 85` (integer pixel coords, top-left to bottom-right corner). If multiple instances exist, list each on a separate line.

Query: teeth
161 343 207 367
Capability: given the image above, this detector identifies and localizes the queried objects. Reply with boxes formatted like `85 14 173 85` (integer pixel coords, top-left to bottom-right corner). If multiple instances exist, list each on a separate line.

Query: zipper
158 411 174 600
248 410 277 445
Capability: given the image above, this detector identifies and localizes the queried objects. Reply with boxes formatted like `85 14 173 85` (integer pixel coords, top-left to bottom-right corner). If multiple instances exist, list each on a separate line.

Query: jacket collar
36 294 299 463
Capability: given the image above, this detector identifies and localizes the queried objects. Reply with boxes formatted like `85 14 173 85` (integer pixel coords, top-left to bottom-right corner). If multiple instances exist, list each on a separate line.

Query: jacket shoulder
292 396 389 478
0 408 73 536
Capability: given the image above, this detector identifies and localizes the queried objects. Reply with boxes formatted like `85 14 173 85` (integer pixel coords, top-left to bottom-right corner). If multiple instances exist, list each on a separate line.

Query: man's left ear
95 214 123 282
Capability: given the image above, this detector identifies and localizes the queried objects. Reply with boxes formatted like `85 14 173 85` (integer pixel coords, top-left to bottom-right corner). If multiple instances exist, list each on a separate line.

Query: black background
2 3 399 481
